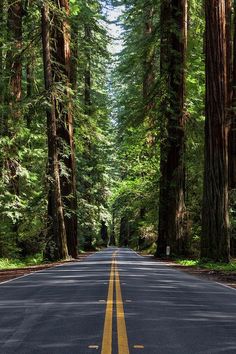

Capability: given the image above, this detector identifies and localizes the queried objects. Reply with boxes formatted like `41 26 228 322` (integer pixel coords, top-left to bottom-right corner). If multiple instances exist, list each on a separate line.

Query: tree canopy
0 0 235 264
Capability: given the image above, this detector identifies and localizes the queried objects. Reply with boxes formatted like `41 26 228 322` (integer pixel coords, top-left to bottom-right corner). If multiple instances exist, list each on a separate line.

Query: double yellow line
101 251 130 354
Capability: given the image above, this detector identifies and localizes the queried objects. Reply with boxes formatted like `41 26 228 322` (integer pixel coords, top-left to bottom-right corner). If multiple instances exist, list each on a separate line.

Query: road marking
101 250 130 354
133 345 144 349
101 254 115 354
88 345 99 349
215 282 236 292
115 259 130 354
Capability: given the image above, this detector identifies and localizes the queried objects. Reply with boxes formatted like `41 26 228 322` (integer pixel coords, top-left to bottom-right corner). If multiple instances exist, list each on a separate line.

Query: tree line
113 0 236 263
0 0 235 264
0 0 111 260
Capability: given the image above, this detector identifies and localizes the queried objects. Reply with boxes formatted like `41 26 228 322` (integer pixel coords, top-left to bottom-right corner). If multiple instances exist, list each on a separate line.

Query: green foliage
74 0 112 249
176 258 236 272
185 0 205 248
0 1 47 258
0 253 43 270
0 0 228 262
109 0 160 249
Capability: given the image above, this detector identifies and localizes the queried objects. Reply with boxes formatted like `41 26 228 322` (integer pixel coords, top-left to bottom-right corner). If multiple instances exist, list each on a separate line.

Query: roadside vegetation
0 254 43 270
175 259 236 273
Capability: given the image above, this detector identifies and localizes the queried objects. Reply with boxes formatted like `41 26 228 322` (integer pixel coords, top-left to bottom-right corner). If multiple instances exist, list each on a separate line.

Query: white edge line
131 248 236 293
0 253 97 286
0 262 68 286
0 271 41 285
131 249 144 258
215 281 236 292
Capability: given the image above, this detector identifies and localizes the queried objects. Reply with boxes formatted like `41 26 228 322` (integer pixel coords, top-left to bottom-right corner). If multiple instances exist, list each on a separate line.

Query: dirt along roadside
140 254 236 290
0 252 95 284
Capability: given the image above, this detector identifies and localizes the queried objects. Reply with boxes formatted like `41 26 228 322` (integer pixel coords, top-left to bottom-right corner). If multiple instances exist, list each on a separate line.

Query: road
1 248 236 354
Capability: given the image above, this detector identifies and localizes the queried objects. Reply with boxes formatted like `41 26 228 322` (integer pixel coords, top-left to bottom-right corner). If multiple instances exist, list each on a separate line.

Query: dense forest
0 0 235 264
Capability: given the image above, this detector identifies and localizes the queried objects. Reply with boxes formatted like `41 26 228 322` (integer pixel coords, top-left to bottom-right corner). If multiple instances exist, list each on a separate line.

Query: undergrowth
0 254 43 270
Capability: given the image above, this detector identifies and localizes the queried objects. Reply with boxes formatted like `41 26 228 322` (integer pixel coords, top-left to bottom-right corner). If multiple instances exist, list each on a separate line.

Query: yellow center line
101 250 130 354
115 257 130 354
101 253 115 354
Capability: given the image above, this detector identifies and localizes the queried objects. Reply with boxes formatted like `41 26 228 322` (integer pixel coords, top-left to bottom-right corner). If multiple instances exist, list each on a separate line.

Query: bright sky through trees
105 4 124 54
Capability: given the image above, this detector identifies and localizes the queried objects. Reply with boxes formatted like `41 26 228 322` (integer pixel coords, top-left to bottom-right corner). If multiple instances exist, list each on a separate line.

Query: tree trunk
143 4 155 118
110 210 116 246
119 216 129 247
201 0 230 262
5 0 23 239
142 3 157 149
229 2 236 189
84 23 92 114
70 15 79 92
7 0 22 106
41 3 68 260
0 0 4 110
25 62 33 128
82 21 94 250
156 0 188 257
51 0 78 258
101 220 108 246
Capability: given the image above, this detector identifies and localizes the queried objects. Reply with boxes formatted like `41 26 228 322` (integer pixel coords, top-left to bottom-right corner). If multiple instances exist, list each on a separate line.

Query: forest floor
139 254 236 289
0 252 95 284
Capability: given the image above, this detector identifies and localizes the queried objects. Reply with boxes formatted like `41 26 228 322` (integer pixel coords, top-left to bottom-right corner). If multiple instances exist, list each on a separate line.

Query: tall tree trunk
51 0 78 258
0 0 3 106
143 3 155 125
229 2 236 189
83 22 94 250
156 0 188 257
7 0 22 106
70 15 79 93
25 62 33 128
24 0 33 128
201 0 230 262
0 0 4 135
41 3 68 260
119 216 129 247
84 23 92 114
5 0 23 239
110 210 116 246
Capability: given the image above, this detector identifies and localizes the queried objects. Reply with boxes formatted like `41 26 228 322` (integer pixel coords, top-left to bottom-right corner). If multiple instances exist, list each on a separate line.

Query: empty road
0 248 236 353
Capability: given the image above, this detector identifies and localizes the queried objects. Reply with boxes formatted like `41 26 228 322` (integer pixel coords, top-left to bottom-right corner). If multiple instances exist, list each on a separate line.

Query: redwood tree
201 0 230 262
229 1 236 189
51 0 78 258
5 0 23 237
156 0 188 257
41 2 69 260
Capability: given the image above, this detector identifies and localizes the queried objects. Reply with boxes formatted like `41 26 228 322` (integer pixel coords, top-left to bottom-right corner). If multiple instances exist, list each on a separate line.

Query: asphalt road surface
1 248 236 354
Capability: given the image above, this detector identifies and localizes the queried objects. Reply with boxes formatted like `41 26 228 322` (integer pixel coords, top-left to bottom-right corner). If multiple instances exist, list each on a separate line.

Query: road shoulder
140 254 236 290
0 252 95 284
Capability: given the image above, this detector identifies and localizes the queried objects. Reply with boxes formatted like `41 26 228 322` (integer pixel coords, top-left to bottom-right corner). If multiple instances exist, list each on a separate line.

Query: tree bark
25 62 33 128
119 216 129 247
51 0 78 258
0 0 4 109
201 0 230 262
84 23 92 114
70 15 79 92
143 4 155 117
229 1 236 189
142 2 156 148
82 21 94 250
5 0 23 239
156 0 188 257
41 3 68 260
